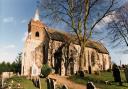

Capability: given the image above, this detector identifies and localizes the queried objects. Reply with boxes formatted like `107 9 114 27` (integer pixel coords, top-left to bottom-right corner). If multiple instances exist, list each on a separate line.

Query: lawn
40 78 47 89
3 71 128 89
68 71 128 89
4 76 47 89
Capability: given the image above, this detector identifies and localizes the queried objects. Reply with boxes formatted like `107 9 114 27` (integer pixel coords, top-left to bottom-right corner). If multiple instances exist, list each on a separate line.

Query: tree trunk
79 43 85 72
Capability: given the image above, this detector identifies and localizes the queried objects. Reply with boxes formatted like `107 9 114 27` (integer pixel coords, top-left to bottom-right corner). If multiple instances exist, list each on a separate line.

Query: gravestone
1 72 14 88
39 78 41 89
87 82 96 89
62 84 68 89
47 78 51 89
124 67 128 83
112 64 122 85
50 79 56 89
32 77 40 88
79 71 85 77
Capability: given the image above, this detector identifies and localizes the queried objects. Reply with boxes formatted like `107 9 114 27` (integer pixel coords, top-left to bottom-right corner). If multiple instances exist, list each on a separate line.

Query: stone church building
21 9 111 76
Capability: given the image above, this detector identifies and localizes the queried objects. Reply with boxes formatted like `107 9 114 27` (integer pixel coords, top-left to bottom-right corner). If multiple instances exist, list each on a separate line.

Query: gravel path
48 74 86 89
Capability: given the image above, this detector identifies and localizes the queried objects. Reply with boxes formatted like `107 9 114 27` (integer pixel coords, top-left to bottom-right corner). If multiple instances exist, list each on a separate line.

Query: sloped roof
47 28 70 42
47 28 109 54
85 40 109 54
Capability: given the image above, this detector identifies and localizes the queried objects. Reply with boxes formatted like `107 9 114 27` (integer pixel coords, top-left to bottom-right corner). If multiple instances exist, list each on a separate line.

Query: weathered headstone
37 78 40 88
50 78 56 89
124 67 128 83
39 78 41 89
62 84 68 89
2 72 14 79
112 64 122 85
32 77 40 88
112 65 121 80
79 71 85 77
1 72 14 88
1 78 4 88
87 82 96 89
46 78 51 89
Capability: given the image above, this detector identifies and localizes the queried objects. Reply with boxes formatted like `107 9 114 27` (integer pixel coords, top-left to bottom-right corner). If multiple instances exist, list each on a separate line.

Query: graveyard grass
4 71 128 89
5 76 47 89
68 71 128 89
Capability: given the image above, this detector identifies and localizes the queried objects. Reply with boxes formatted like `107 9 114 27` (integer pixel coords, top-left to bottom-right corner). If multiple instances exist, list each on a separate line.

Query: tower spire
33 8 40 21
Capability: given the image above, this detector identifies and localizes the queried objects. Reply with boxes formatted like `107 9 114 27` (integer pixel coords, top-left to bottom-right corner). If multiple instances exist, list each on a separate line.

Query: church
21 9 111 76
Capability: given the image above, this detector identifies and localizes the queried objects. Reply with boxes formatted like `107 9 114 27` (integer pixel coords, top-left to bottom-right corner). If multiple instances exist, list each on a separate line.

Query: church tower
21 8 48 76
28 8 46 41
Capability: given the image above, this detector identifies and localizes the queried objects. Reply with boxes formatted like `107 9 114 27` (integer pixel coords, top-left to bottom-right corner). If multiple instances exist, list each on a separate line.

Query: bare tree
107 2 128 47
40 0 117 72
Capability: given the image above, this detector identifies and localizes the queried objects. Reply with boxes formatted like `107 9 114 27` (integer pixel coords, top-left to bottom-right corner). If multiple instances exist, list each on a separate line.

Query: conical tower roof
33 8 40 21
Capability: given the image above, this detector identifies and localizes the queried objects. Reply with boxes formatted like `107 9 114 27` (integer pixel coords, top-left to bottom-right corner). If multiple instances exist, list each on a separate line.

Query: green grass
4 76 47 89
5 76 38 89
40 78 47 89
68 71 128 89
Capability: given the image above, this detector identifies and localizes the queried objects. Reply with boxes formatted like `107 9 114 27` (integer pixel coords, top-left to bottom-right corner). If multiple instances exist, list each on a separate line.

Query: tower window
35 31 39 37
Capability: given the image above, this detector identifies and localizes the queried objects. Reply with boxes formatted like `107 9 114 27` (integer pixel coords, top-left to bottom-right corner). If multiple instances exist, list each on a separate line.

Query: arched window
91 52 95 66
35 31 39 37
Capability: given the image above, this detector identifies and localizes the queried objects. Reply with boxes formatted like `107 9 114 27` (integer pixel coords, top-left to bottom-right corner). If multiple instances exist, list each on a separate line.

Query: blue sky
0 0 128 65
0 0 37 62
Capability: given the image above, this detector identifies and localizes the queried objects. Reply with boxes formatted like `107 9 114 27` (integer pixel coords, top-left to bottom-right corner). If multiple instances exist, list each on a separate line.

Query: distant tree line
0 53 22 75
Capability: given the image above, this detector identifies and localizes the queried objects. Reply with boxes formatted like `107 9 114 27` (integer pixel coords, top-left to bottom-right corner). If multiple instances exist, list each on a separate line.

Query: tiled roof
47 28 109 54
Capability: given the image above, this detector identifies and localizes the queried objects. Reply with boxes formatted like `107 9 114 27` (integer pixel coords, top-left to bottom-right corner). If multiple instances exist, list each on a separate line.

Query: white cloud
103 15 114 23
5 44 16 49
3 17 14 23
22 31 28 42
95 15 114 30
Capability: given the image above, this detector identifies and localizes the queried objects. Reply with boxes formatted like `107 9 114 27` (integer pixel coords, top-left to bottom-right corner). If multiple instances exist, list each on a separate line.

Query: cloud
95 15 114 30
5 44 16 49
22 31 28 42
103 15 114 23
3 17 14 23
21 19 27 23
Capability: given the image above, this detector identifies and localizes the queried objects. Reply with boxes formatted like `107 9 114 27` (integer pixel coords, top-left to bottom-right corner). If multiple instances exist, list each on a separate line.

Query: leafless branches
40 0 117 71
107 3 128 47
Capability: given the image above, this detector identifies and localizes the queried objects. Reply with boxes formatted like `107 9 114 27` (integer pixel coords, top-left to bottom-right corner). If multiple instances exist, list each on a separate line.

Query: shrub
107 69 112 72
41 64 52 77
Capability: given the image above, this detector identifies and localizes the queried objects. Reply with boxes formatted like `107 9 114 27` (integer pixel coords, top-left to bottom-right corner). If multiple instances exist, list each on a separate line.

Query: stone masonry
21 9 111 77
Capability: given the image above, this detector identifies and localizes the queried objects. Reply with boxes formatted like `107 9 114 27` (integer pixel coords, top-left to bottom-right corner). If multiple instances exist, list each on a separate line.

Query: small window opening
35 31 39 37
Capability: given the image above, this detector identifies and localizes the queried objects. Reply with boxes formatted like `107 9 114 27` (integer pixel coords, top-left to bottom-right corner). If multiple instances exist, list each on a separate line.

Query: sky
0 0 128 65
0 0 37 62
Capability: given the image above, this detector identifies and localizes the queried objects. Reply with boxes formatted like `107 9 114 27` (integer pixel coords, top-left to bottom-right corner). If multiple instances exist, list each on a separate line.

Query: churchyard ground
1 76 47 89
1 71 128 89
68 71 128 89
